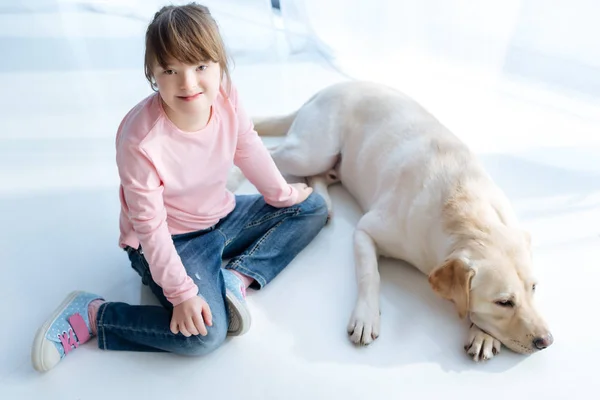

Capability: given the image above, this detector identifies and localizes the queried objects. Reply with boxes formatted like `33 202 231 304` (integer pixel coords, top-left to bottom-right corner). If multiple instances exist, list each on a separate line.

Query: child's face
153 59 221 125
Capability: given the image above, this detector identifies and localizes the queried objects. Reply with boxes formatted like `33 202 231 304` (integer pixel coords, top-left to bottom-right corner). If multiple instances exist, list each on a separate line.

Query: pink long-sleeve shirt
116 83 298 306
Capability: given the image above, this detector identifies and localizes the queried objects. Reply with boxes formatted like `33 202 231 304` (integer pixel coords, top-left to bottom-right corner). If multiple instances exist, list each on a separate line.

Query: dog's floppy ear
428 258 475 319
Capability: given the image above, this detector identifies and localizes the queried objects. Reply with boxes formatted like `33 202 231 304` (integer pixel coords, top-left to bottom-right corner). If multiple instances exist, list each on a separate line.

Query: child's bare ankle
88 299 105 336
230 270 254 288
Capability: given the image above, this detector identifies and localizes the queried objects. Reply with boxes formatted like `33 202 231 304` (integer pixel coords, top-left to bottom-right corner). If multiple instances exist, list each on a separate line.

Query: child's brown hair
144 3 231 92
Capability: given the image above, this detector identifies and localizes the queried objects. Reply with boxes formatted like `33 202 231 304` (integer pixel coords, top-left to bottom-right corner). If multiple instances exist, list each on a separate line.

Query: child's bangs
151 10 221 68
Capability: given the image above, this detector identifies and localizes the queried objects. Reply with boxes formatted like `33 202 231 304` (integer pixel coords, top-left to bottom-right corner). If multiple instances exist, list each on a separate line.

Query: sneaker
222 269 251 336
31 291 103 372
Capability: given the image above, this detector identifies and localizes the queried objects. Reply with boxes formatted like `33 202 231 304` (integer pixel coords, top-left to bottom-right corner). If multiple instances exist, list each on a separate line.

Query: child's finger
202 303 213 326
170 317 179 334
192 314 207 336
178 322 192 337
186 318 200 336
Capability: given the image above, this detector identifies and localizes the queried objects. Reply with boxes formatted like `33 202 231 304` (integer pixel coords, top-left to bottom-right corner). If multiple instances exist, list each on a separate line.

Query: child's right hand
171 296 213 337
290 183 313 205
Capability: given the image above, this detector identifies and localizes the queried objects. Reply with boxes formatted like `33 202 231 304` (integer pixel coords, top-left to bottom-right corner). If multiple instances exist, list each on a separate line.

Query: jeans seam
222 200 302 247
243 207 299 229
237 220 282 259
99 324 183 337
98 303 108 350
98 325 218 347
228 209 299 286
216 228 229 247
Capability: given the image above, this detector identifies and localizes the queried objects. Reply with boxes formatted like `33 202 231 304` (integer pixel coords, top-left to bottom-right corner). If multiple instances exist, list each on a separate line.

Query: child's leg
97 229 229 352
32 227 229 372
122 233 249 337
218 192 328 288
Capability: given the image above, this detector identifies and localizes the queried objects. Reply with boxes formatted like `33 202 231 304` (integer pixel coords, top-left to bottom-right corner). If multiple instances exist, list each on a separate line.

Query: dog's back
288 82 495 269
256 81 518 270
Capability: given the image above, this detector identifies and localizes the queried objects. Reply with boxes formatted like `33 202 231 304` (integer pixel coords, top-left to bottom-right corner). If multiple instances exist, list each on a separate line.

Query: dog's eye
495 299 515 308
532 284 536 291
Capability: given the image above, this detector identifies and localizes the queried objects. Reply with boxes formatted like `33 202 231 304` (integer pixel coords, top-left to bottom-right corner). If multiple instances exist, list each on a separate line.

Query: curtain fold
279 0 600 104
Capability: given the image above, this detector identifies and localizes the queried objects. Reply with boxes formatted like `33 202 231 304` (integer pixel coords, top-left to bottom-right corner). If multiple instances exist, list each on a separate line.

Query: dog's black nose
533 333 554 350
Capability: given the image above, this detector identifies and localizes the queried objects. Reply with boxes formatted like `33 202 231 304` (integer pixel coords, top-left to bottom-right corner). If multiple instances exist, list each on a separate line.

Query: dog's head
428 230 553 354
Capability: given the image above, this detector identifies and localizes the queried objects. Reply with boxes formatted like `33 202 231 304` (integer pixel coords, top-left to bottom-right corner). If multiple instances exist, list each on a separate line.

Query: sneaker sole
31 290 84 372
225 289 251 336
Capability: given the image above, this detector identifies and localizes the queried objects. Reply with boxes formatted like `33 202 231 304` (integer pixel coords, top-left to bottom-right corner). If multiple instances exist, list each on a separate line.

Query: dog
239 81 553 361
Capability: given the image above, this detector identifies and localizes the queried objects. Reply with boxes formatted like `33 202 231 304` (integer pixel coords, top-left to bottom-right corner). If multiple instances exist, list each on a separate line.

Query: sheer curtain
278 0 600 108
0 0 280 66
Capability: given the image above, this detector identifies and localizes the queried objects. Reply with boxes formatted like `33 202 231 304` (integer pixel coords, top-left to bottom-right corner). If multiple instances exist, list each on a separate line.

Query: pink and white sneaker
222 269 251 336
31 291 103 372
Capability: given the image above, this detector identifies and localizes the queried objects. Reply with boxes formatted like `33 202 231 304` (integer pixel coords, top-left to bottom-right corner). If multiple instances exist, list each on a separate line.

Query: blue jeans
95 193 327 356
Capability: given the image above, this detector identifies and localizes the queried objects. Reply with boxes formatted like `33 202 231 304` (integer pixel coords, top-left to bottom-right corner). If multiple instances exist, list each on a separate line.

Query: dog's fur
236 81 553 361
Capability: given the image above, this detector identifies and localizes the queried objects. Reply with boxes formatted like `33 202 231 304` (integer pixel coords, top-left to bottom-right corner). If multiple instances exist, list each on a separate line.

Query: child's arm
234 130 299 207
116 140 199 307
230 87 299 207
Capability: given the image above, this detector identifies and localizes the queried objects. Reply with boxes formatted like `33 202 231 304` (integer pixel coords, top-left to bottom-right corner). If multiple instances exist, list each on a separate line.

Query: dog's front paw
465 324 502 362
347 298 380 346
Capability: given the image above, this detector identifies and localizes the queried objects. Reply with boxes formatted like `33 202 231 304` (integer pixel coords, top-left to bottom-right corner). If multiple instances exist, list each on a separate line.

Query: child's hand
171 296 213 337
290 183 313 205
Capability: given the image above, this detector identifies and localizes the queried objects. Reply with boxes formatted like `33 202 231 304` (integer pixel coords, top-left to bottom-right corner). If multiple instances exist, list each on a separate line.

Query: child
31 2 328 372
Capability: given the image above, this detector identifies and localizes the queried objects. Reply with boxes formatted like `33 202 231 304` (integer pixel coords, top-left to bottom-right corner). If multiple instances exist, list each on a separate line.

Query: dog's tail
253 111 298 137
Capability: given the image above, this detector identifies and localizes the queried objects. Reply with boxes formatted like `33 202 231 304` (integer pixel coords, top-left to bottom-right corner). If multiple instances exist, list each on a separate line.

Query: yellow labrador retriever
246 81 553 361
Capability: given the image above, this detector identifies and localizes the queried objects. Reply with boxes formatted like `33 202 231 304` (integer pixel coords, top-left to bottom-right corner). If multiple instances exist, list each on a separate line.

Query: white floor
2 5 600 400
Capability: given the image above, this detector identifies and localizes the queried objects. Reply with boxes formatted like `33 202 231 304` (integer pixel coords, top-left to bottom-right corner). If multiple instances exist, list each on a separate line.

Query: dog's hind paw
347 299 380 346
465 324 502 362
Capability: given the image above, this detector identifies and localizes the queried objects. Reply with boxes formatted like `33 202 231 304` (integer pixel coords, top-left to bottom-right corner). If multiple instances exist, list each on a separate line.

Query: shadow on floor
259 147 598 373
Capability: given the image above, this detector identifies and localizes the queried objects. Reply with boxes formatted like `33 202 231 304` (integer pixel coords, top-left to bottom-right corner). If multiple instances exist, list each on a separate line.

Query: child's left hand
290 183 313 205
